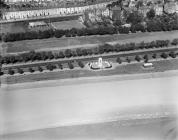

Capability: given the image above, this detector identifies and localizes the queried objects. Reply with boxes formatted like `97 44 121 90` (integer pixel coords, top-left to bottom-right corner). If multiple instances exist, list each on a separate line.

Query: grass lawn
0 22 28 34
3 58 178 84
3 30 178 54
51 20 86 30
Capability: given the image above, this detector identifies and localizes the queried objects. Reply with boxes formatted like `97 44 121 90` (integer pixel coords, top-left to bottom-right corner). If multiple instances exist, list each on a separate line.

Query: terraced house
1 1 113 21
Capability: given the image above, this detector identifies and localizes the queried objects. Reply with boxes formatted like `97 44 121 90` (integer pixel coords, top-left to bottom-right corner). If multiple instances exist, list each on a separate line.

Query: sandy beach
0 69 178 138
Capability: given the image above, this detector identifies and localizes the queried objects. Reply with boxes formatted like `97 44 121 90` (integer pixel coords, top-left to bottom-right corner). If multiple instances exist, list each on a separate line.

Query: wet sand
0 70 178 136
1 116 177 140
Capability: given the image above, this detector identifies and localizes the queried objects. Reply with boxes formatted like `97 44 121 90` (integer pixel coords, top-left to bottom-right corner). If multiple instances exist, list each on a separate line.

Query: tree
116 57 122 64
147 1 153 6
46 64 56 71
38 66 43 72
82 49 88 56
76 48 83 56
8 68 15 75
17 68 24 74
58 51 65 58
114 20 122 26
136 1 143 10
152 53 157 59
28 67 35 73
146 20 162 32
118 26 130 34
126 57 131 63
64 49 73 58
143 54 149 62
161 52 168 59
146 9 155 19
68 62 74 69
78 61 85 68
135 55 141 62
169 51 176 58
47 52 54 60
0 0 9 19
0 10 2 20
0 70 4 76
131 23 145 32
171 39 178 46
126 11 143 25
58 63 63 69
54 53 59 59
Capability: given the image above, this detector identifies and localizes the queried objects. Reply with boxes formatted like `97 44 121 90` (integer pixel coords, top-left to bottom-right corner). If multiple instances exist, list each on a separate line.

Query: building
176 2 178 13
2 1 113 21
111 6 123 21
138 6 150 17
153 4 163 15
164 2 177 14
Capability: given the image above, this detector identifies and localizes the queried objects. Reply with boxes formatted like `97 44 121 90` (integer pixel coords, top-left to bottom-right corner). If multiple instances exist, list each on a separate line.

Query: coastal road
0 71 178 139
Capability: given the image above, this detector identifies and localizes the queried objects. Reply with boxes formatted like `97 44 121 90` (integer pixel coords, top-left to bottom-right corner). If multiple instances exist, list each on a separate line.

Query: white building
2 1 113 21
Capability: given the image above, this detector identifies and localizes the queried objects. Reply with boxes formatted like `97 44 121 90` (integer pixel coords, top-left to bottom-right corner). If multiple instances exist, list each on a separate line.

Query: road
0 71 178 139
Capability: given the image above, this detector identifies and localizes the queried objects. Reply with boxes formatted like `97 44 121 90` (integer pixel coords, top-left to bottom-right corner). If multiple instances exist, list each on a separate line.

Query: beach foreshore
0 69 178 135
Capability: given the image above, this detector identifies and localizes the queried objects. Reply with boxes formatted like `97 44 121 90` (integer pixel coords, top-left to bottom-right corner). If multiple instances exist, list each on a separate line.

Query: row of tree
116 51 177 64
1 51 177 76
1 38 178 65
1 61 85 76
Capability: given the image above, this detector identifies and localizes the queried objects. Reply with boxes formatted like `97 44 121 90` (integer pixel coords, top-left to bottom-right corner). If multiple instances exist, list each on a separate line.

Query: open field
2 58 178 84
0 70 178 137
0 22 28 34
3 31 178 54
0 14 81 34
51 20 86 30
